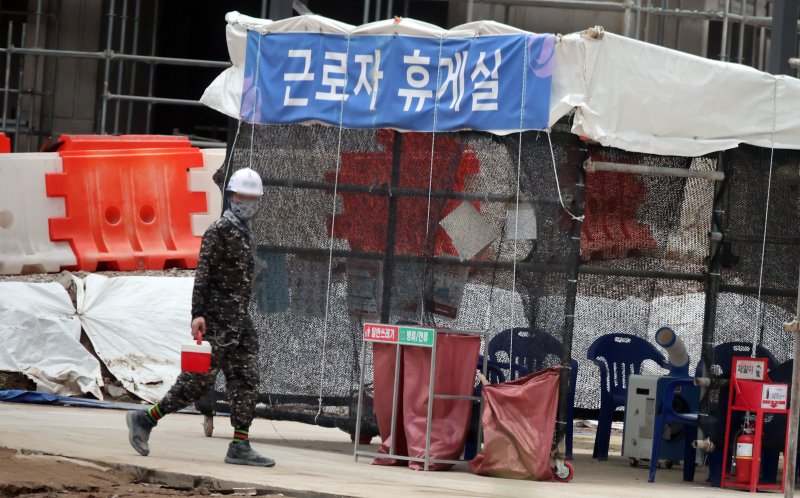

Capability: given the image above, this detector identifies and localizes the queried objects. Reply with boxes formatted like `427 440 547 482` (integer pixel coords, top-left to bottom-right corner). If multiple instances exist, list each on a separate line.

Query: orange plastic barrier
57 134 191 151
0 133 10 153
46 148 206 271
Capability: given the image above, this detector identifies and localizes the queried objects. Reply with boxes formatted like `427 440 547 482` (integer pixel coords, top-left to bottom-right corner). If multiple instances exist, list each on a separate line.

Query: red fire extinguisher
733 429 755 484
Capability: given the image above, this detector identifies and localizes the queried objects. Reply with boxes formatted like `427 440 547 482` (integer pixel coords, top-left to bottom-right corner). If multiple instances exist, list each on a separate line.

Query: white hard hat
227 168 263 196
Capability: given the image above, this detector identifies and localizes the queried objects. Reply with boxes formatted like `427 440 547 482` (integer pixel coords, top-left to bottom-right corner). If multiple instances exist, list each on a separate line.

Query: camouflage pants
159 327 259 428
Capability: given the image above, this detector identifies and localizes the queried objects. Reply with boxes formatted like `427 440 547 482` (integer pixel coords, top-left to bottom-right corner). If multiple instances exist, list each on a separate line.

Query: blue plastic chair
696 342 778 487
648 377 699 483
479 327 578 459
587 333 667 460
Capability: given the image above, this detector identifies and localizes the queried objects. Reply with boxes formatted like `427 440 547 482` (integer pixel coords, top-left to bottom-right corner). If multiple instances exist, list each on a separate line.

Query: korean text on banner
240 32 554 132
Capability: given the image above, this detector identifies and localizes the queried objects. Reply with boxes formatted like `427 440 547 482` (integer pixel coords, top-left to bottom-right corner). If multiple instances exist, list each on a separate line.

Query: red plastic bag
371 343 408 465
403 334 481 471
470 368 560 480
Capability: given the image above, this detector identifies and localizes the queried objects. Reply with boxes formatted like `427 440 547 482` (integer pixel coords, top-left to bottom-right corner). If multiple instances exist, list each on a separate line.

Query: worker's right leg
127 368 217 456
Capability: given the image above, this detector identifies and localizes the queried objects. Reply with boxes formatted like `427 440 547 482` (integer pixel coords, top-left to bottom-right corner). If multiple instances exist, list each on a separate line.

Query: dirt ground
0 448 283 498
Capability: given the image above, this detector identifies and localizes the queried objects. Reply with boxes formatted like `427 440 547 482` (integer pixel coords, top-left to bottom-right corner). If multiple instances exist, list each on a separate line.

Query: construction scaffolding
1 0 799 152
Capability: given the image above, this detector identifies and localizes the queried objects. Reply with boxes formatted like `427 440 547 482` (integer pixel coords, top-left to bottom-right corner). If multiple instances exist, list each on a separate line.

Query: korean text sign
241 32 555 132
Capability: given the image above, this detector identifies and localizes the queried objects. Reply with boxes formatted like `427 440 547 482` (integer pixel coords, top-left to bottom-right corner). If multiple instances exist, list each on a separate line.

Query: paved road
0 403 745 497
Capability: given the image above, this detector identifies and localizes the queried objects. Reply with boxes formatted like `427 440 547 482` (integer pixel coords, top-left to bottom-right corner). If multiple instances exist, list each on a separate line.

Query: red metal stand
721 357 790 493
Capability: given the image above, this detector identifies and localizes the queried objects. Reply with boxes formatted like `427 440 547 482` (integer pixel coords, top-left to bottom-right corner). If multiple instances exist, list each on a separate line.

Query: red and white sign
363 323 399 343
735 358 767 381
761 383 788 410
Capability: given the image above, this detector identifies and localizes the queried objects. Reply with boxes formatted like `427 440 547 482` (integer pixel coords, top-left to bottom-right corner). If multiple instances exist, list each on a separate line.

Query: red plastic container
181 336 212 373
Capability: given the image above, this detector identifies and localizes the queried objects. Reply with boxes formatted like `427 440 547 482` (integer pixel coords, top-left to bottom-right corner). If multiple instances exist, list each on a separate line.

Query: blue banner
240 32 555 132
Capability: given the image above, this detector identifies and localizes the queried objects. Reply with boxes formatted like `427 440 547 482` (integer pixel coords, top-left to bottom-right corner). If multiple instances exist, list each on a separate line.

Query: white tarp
202 13 800 157
78 274 193 403
551 32 800 156
0 282 103 398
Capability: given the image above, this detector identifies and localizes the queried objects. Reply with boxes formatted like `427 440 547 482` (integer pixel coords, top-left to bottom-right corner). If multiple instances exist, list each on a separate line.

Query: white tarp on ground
0 282 103 398
202 13 800 157
77 274 193 403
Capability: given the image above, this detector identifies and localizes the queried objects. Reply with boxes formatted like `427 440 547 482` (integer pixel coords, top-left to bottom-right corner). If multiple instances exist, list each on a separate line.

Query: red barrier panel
46 148 205 271
0 133 10 153
57 134 191 151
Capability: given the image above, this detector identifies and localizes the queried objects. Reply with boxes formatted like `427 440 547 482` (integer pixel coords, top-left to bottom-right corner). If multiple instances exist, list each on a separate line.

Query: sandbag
470 368 560 480
403 334 481 471
371 342 409 466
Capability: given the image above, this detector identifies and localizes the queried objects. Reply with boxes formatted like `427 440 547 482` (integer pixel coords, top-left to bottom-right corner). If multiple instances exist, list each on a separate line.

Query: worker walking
126 168 274 467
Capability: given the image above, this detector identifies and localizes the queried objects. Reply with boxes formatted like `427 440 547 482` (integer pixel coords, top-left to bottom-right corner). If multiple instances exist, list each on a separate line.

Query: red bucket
181 335 212 373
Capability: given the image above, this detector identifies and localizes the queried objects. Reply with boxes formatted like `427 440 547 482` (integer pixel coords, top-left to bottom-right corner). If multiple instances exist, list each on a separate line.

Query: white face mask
230 199 260 220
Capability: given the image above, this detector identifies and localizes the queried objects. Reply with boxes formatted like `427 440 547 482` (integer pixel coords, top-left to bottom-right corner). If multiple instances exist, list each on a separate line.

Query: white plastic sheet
552 32 800 156
78 274 194 403
0 282 103 398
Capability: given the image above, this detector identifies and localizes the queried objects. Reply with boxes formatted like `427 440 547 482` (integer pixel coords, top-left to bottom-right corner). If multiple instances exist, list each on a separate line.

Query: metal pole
13 23 27 151
720 0 730 61
635 0 642 39
107 92 205 106
769 0 800 74
403 0 410 16
387 0 394 16
2 22 13 135
269 0 293 19
26 0 43 151
782 267 800 497
701 151 726 383
657 0 667 46
353 337 368 461
675 0 682 50
584 159 726 180
125 0 141 134
644 0 652 42
375 0 383 21
424 333 437 471
737 0 746 64
467 0 475 22
100 0 116 134
363 0 371 24
47 0 61 143
623 0 633 37
145 0 159 133
113 0 129 134
260 0 268 18
557 141 585 459
388 344 401 456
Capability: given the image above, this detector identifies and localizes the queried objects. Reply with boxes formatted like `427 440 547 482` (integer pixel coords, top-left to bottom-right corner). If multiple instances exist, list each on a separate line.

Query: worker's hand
191 317 206 341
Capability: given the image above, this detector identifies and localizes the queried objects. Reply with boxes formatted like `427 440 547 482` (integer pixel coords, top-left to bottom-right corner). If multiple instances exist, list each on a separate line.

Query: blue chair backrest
487 327 564 381
693 342 779 377
587 333 666 400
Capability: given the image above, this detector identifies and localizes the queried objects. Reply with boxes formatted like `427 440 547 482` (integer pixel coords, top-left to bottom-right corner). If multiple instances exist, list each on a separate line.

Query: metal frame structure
353 324 489 470
0 0 306 151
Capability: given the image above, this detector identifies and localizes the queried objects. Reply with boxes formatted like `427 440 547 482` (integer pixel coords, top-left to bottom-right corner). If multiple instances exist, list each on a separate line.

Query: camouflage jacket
191 214 254 336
